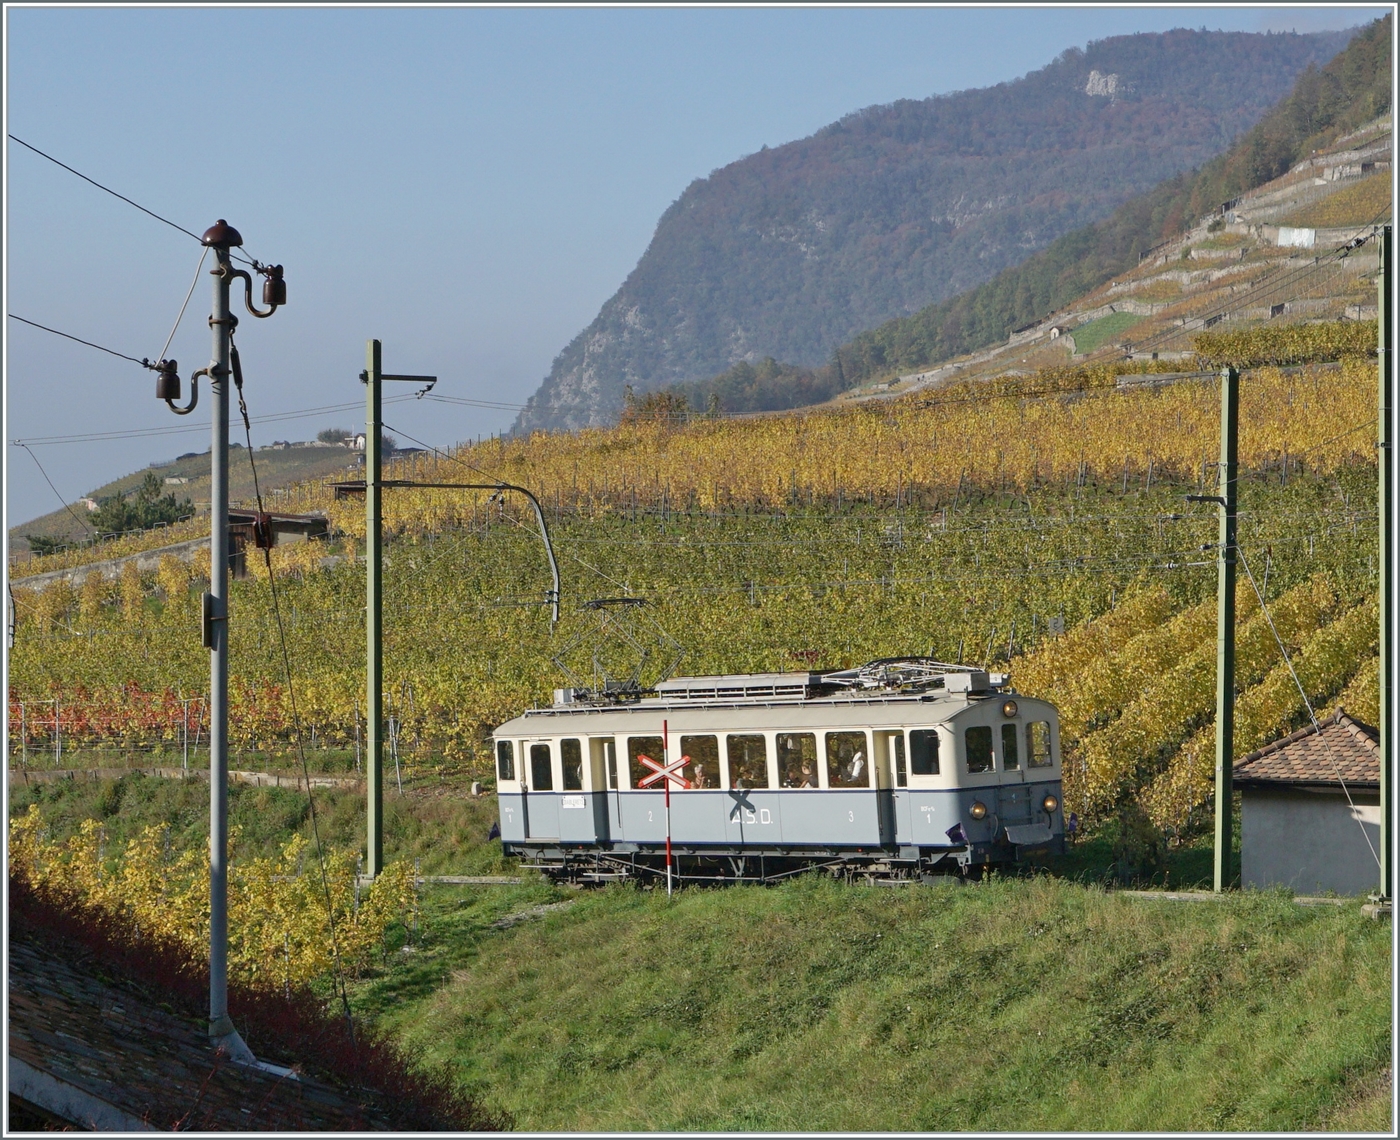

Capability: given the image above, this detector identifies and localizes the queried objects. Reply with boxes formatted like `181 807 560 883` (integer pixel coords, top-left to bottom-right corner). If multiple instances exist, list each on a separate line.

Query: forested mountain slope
516 26 1351 431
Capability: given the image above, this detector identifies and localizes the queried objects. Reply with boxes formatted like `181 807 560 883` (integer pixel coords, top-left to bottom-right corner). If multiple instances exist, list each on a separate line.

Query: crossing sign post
636 719 688 895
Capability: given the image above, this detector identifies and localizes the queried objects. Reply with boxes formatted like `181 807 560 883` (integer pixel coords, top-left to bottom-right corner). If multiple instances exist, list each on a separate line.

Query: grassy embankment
11 774 1389 1132
359 876 1389 1132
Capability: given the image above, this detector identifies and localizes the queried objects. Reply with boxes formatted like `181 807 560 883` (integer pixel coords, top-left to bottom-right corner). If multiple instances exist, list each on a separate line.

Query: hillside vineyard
10 354 1380 830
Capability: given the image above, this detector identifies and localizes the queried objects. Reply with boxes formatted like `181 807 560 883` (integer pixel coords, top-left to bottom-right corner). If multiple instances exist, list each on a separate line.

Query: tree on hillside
620 386 692 425
317 427 351 444
89 472 193 537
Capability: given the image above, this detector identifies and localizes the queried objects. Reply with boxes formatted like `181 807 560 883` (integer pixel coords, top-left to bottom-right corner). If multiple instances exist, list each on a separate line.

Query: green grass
364 876 1391 1132
1071 311 1145 355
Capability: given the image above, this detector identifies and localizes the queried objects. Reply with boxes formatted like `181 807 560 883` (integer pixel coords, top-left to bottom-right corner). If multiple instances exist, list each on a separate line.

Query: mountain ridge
516 26 1353 432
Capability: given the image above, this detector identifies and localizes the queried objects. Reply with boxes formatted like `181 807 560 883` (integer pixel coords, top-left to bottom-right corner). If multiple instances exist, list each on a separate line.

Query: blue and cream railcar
492 661 1064 883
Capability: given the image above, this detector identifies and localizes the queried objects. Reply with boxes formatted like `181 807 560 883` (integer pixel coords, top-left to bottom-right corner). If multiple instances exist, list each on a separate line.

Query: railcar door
881 731 912 845
523 741 560 841
588 738 613 843
557 737 597 844
994 721 1035 837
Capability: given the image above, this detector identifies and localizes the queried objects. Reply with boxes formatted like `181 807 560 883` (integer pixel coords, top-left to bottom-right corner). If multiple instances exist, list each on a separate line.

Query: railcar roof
493 689 1055 736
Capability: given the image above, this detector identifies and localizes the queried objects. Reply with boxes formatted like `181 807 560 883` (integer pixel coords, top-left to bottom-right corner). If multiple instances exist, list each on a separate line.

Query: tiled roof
8 921 405 1131
1233 707 1379 790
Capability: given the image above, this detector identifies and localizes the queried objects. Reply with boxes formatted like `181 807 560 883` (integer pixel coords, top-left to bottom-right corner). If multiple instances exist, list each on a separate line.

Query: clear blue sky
4 5 1381 525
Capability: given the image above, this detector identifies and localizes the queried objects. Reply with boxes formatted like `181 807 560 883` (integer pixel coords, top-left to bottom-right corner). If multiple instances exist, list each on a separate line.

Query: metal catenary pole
202 221 253 1062
365 339 384 878
1213 365 1240 893
1379 224 1393 903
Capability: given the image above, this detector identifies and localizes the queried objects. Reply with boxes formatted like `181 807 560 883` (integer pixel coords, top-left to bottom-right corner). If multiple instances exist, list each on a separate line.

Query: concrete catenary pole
201 220 253 1061
1213 365 1240 894
1379 224 1393 903
365 340 384 878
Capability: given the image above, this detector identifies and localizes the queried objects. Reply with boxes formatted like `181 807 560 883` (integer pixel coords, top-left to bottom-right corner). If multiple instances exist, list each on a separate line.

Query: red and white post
663 719 673 896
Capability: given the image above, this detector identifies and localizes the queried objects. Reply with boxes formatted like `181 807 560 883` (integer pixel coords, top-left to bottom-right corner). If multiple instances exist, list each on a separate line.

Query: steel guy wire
155 246 210 365
1235 542 1380 869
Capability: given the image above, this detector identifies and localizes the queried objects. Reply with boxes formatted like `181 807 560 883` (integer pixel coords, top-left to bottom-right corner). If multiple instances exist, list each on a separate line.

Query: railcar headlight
969 800 988 820
1001 700 1018 718
1042 793 1059 815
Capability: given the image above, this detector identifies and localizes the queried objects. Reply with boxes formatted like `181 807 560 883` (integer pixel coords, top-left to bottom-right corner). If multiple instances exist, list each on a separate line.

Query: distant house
351 432 367 451
1233 708 1380 896
79 498 98 512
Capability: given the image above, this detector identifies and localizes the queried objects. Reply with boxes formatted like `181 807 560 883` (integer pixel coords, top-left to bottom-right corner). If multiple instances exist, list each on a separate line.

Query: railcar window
1027 721 1054 768
826 731 870 788
910 730 939 775
777 733 819 788
726 734 769 789
496 740 515 782
628 736 666 789
561 738 583 790
680 735 719 789
964 726 993 774
604 739 619 789
530 743 553 791
893 734 908 787
1001 724 1020 771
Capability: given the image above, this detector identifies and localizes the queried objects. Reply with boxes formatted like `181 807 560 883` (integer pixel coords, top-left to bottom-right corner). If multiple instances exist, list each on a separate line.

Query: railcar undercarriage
513 840 1058 885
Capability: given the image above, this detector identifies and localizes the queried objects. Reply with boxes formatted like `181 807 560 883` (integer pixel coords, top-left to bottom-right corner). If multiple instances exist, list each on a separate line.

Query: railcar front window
496 740 515 782
777 733 819 788
680 735 719 788
893 735 908 787
726 734 769 789
561 738 584 790
1001 724 1020 771
1027 721 1054 768
604 739 619 789
964 726 993 774
910 730 939 775
530 743 553 790
628 736 666 789
826 731 870 788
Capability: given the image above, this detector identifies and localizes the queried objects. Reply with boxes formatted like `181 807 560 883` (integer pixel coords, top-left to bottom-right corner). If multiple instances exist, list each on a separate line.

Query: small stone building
1233 708 1381 896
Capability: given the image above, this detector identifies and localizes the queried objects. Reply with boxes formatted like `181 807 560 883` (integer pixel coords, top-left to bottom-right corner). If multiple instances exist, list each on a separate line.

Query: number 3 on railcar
491 660 1064 884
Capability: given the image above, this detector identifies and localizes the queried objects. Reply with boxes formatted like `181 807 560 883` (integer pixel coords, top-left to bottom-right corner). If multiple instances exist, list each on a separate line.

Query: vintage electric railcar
492 660 1065 883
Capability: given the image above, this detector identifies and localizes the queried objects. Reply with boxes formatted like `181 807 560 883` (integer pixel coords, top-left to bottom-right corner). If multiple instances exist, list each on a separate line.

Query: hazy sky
4 4 1381 525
